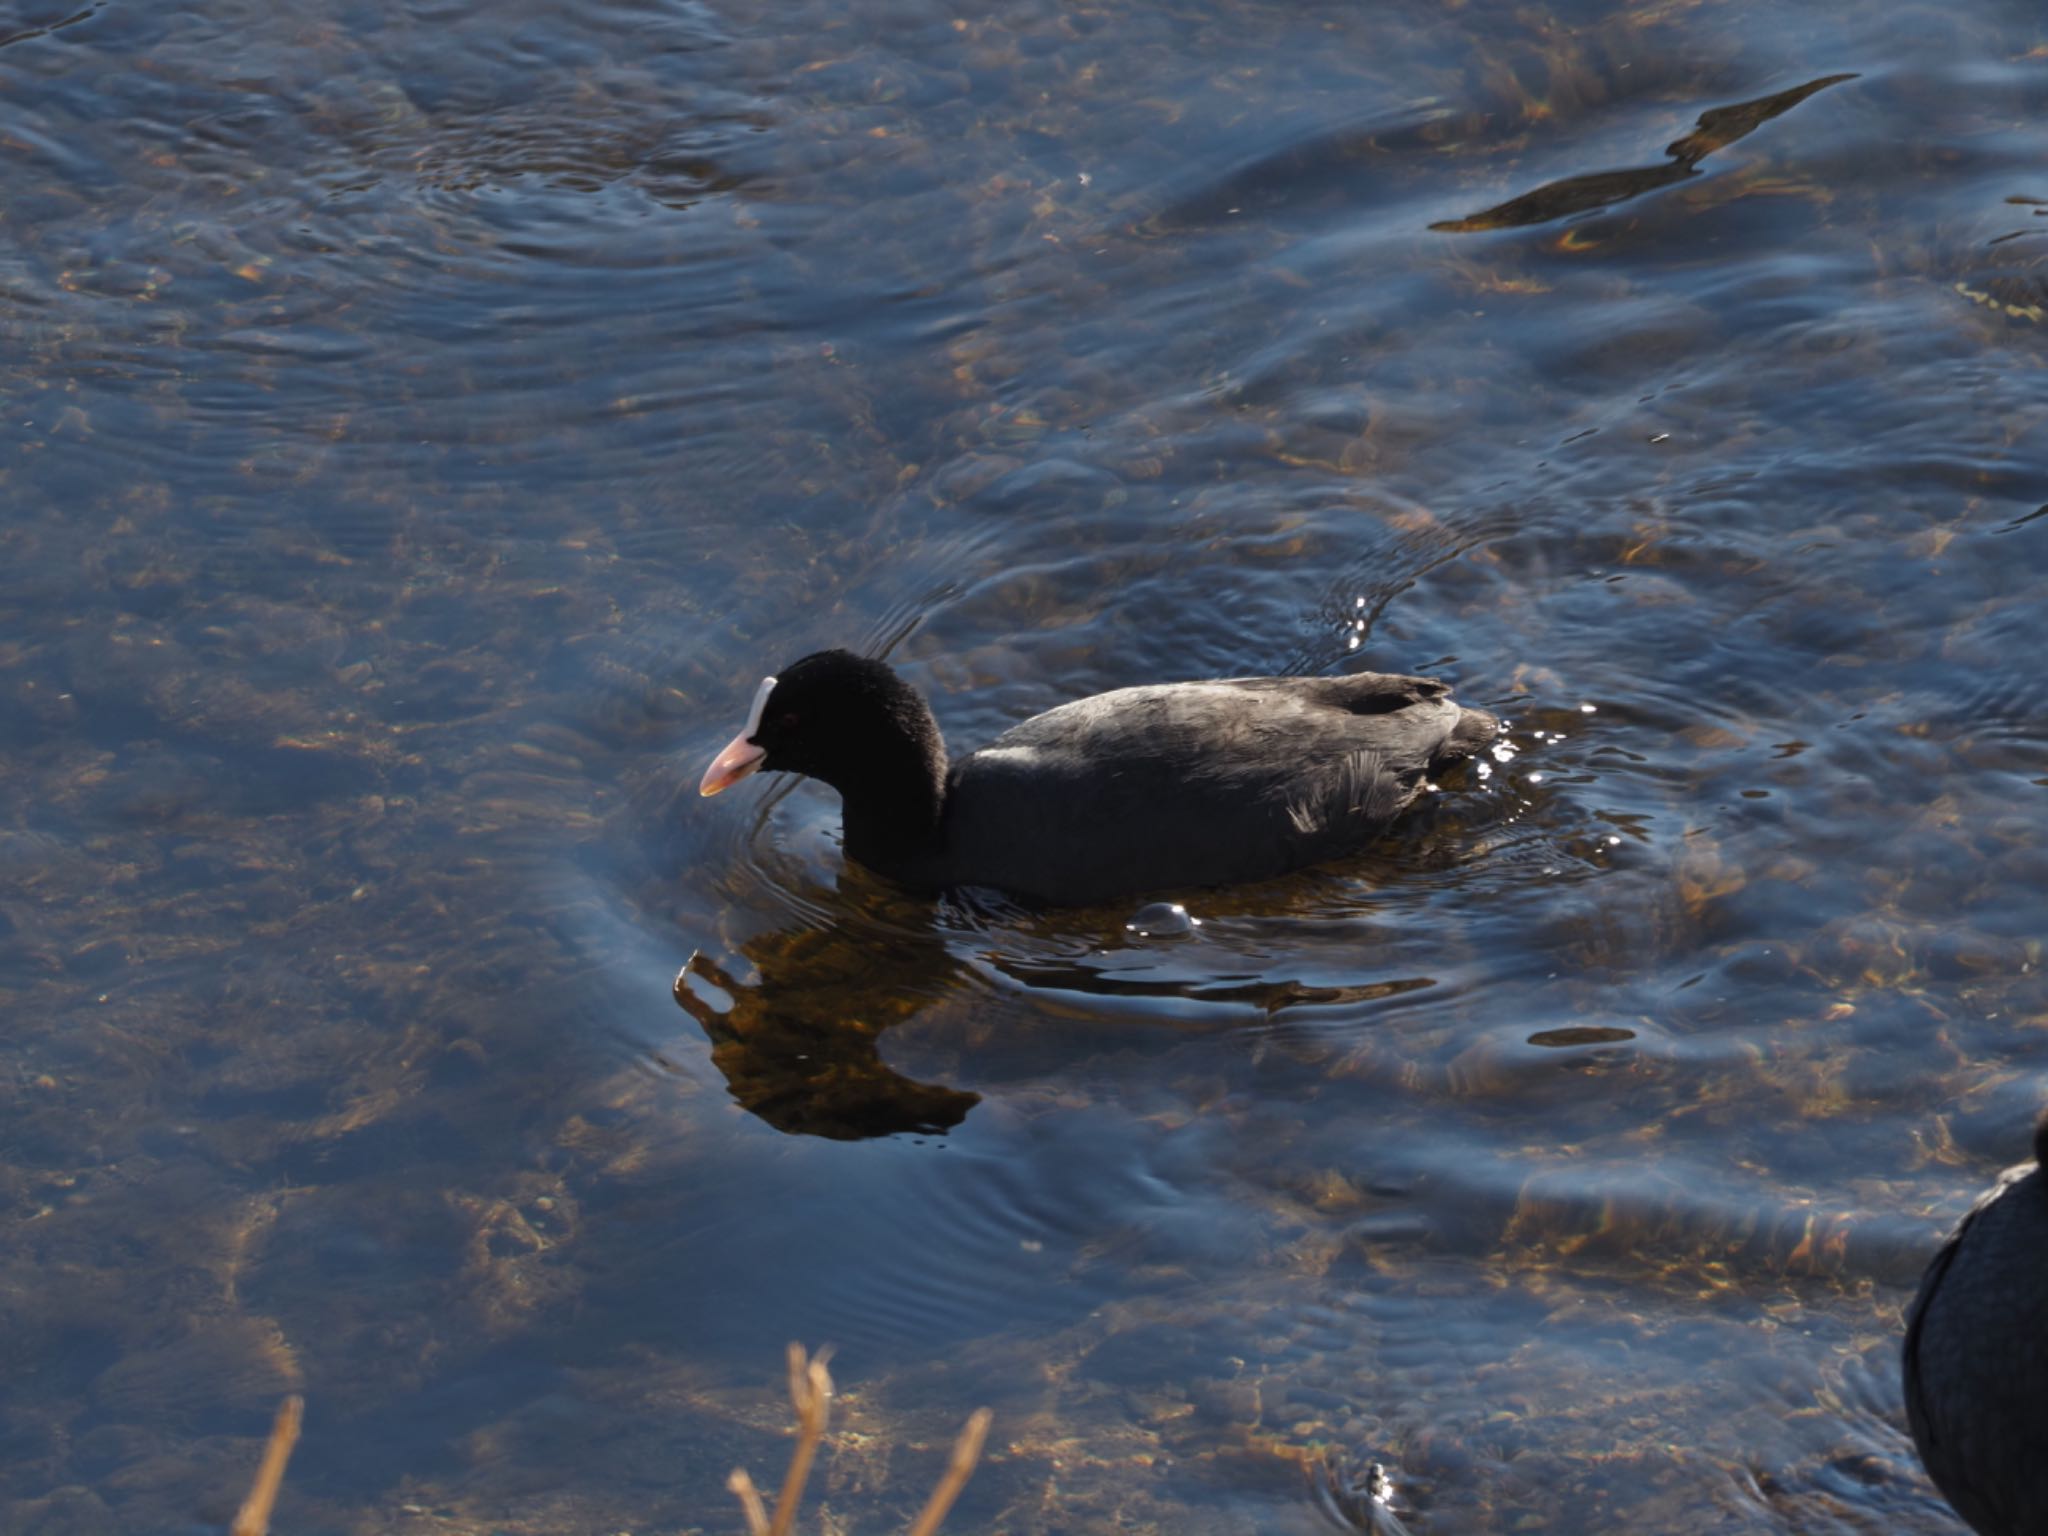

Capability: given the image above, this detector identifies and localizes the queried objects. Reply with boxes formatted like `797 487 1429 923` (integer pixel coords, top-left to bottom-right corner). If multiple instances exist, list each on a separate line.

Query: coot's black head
699 649 945 804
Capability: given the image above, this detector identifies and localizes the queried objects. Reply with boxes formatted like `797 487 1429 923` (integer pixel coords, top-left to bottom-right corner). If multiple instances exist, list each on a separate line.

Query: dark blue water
3 0 2045 1529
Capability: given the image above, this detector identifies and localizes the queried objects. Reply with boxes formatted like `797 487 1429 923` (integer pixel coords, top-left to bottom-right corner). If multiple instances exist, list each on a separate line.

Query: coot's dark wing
1274 672 1499 765
928 673 1495 902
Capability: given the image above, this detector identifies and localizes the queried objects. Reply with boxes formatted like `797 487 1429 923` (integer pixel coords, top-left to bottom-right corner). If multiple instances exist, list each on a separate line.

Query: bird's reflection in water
672 888 981 1141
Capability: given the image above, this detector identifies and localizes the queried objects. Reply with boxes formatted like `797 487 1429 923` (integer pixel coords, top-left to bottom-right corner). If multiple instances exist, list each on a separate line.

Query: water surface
3 0 2046 1529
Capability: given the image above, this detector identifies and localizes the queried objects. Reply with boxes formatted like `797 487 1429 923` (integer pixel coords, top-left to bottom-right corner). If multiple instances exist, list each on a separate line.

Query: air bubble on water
1127 901 1200 939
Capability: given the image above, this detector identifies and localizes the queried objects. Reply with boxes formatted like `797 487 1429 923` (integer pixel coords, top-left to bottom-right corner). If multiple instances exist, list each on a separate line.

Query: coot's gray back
930 672 1495 903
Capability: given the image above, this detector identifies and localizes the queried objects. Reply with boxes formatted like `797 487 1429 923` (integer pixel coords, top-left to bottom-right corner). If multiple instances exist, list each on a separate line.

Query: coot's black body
700 650 1499 905
1903 1118 2048 1536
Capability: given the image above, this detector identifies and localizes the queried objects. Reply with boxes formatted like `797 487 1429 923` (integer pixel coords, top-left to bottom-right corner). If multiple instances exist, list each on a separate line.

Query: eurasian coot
1902 1114 2048 1536
700 649 1499 904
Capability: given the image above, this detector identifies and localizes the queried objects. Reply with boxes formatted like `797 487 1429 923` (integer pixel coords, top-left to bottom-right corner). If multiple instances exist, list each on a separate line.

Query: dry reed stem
903 1406 992 1536
730 1347 991 1536
728 1468 771 1536
768 1344 832 1536
229 1395 304 1536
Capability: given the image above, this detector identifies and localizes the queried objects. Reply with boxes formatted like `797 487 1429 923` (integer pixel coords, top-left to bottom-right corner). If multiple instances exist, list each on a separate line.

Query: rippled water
4 0 2046 1529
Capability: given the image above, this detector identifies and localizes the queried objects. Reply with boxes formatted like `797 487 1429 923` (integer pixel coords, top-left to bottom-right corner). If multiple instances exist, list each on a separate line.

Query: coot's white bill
699 734 765 796
699 674 778 796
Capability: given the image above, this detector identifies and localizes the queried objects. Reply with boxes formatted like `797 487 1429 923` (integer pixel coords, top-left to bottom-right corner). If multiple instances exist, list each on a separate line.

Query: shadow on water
1432 73 1858 233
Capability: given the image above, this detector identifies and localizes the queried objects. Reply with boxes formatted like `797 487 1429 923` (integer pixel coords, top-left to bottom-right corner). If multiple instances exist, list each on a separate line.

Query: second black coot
1903 1115 2048 1536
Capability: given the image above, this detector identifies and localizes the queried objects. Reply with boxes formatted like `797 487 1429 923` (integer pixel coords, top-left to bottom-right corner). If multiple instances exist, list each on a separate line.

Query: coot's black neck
827 695 949 876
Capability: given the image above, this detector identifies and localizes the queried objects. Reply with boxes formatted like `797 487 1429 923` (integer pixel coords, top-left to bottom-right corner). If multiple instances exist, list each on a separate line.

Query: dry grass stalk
230 1394 304 1536
728 1467 771 1536
769 1342 833 1536
902 1406 992 1536
728 1346 991 1536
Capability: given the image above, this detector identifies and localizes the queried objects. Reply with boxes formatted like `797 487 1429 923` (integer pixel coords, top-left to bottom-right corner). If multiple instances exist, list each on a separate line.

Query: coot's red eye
779 711 799 728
